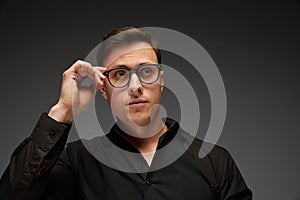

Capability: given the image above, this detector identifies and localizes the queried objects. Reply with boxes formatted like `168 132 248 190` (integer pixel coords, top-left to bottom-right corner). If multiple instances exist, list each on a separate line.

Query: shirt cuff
31 112 72 150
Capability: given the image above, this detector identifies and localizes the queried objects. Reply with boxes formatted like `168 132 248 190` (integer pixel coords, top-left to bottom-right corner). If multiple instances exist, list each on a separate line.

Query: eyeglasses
103 63 162 88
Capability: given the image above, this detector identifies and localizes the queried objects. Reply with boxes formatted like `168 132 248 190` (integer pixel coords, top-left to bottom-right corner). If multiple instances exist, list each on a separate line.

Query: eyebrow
112 65 131 70
111 63 150 70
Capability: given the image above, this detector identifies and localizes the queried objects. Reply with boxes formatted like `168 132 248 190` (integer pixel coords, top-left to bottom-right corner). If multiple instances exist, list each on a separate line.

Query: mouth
128 99 148 107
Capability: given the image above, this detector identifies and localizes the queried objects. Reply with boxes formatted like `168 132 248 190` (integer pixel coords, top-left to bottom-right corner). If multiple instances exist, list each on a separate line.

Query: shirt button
146 180 152 186
49 130 56 138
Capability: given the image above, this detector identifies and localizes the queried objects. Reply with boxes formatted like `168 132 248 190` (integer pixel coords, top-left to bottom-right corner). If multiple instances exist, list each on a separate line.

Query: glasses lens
138 64 159 84
109 68 129 87
107 64 160 88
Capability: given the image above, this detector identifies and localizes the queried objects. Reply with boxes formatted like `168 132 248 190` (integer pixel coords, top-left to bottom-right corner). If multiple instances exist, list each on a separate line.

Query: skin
101 42 165 137
48 42 167 164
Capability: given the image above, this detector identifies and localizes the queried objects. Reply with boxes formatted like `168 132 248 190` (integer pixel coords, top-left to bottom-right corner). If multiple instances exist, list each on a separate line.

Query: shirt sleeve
0 113 71 200
211 146 253 200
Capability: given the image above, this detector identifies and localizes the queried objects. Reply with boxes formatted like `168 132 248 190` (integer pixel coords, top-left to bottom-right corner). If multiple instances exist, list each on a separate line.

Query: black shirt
0 113 252 200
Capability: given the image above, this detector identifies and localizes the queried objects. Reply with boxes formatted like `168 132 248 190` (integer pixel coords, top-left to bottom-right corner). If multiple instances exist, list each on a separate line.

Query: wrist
48 103 74 123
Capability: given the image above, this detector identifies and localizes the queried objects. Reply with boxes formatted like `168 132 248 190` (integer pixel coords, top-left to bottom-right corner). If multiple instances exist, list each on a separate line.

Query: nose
128 73 143 96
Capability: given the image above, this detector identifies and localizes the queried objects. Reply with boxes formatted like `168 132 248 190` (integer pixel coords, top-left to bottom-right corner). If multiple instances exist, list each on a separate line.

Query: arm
0 60 106 200
0 113 71 200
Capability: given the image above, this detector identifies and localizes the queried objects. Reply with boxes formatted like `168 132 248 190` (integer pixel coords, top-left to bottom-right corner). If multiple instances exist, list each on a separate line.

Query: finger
77 70 100 98
73 61 102 85
65 60 88 83
76 68 87 84
94 66 106 73
76 61 95 81
91 67 107 89
94 67 106 80
94 70 103 91
83 65 103 92
94 68 106 82
72 60 93 73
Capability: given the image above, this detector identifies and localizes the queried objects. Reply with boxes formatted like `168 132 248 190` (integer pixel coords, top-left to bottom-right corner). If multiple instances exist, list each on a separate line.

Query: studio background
0 0 299 199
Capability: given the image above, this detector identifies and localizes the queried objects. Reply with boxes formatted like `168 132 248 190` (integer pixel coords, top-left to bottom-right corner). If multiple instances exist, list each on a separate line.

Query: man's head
97 27 164 131
97 26 161 66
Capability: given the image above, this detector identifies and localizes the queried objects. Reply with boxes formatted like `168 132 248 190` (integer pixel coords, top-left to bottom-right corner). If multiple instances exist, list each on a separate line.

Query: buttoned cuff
31 113 72 150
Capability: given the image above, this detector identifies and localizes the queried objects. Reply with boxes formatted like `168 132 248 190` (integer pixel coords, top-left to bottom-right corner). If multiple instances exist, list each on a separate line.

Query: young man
0 27 252 199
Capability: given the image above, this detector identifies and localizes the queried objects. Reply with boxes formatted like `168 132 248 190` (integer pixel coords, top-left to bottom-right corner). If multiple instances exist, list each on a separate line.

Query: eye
112 69 128 78
140 67 153 75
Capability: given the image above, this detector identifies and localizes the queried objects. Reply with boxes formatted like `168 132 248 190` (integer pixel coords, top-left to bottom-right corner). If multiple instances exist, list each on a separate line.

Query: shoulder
185 135 252 198
179 129 232 163
192 137 232 162
180 131 237 180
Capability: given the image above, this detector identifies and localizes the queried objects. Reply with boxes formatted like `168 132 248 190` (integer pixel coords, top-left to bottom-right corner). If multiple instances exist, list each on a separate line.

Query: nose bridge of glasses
128 70 142 88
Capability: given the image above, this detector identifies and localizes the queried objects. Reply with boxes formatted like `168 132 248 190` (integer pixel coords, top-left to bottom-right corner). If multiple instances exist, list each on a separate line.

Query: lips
128 99 148 106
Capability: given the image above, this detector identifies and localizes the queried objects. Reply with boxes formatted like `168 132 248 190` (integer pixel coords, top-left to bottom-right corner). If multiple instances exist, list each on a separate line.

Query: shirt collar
106 118 180 153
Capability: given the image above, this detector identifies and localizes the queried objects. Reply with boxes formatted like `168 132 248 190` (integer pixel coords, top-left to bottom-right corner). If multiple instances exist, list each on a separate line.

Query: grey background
0 0 299 199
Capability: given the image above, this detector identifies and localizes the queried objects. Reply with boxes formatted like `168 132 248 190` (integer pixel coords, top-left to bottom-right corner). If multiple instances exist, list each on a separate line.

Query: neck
124 124 168 153
117 117 168 153
122 122 168 167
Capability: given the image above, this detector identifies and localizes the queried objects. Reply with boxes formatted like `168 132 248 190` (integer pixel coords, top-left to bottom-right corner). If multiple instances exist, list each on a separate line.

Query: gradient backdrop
0 0 299 199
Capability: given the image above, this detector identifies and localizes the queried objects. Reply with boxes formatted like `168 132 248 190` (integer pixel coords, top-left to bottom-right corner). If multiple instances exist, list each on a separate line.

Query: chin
129 113 151 127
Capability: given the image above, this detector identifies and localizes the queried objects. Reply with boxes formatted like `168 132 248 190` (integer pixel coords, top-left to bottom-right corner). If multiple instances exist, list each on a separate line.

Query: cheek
107 89 128 107
147 86 163 103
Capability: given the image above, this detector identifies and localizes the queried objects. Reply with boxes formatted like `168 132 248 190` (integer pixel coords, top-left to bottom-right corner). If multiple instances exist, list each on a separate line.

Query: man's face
101 42 164 128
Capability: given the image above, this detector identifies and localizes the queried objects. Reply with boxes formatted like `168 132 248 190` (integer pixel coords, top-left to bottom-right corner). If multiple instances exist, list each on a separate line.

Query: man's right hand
48 60 106 123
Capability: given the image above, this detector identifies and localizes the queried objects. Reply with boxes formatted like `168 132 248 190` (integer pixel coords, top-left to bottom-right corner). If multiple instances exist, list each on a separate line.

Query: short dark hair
97 26 161 66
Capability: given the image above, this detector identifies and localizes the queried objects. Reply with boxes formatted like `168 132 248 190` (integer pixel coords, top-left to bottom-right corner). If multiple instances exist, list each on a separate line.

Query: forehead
103 42 158 69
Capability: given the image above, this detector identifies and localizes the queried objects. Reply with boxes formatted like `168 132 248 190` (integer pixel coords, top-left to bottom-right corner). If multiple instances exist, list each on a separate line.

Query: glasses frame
103 63 163 88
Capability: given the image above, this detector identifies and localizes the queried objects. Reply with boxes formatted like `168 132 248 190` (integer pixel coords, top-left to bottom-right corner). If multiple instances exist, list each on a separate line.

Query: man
0 26 252 199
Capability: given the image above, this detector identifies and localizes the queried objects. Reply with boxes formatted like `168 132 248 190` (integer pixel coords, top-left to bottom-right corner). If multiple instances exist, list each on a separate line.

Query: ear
160 71 164 93
100 84 108 100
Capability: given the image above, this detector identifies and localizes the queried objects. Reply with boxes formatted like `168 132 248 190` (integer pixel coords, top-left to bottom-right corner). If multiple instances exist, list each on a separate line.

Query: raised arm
0 60 106 200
